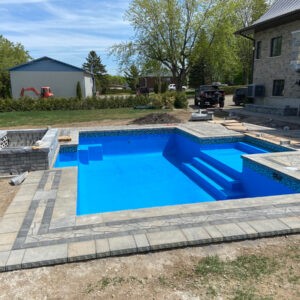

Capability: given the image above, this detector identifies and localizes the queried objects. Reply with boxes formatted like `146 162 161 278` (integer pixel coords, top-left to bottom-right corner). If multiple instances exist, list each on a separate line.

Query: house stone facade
236 0 300 109
253 20 300 106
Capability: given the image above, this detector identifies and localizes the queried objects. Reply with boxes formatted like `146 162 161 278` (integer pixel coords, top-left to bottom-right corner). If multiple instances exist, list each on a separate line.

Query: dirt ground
0 179 19 217
0 101 300 299
131 112 181 125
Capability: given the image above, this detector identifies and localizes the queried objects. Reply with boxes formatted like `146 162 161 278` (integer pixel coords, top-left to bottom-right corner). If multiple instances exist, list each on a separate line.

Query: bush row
0 92 188 112
0 96 149 112
221 85 246 95
149 92 188 109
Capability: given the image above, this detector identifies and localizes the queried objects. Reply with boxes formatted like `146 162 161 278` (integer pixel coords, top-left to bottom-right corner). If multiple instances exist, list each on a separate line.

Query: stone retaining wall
0 128 59 174
245 104 298 116
6 129 47 147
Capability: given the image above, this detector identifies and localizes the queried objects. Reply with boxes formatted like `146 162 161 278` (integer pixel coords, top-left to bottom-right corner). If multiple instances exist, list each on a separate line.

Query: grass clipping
131 113 181 125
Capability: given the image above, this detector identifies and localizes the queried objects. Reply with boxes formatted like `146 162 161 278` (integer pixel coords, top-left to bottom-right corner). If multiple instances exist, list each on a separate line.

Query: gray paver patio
0 123 300 272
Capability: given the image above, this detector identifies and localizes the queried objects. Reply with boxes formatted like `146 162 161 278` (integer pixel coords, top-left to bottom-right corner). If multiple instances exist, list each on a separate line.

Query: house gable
9 56 85 73
9 57 93 98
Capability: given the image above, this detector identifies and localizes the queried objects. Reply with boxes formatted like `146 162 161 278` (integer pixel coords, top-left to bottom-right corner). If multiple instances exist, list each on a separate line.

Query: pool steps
191 157 242 190
182 155 245 200
78 144 103 164
197 151 241 179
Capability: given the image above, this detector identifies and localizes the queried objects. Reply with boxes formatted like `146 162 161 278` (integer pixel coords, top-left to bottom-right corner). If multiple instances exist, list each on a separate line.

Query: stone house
10 56 93 99
236 0 300 110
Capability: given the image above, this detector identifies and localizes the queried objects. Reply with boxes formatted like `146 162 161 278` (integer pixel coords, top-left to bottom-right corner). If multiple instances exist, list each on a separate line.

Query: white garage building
10 56 93 99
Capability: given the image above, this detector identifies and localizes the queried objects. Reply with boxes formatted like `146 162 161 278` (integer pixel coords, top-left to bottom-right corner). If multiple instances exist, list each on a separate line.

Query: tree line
1 0 271 97
111 0 270 89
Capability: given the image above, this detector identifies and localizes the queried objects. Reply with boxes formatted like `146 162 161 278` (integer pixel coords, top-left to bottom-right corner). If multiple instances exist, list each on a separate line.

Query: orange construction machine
20 87 54 98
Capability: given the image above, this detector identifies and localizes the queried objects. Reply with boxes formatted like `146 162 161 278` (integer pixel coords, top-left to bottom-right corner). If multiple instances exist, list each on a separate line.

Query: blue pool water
55 131 294 215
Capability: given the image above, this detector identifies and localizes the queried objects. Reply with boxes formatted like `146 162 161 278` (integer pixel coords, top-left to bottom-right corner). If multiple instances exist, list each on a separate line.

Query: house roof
9 56 92 75
236 0 300 36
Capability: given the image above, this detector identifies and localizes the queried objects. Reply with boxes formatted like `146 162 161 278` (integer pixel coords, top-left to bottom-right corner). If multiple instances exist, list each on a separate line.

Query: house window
272 80 284 96
270 36 282 57
256 41 261 59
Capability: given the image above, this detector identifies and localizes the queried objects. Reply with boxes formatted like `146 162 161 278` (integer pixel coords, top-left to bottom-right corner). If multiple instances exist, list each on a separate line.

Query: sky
0 0 132 75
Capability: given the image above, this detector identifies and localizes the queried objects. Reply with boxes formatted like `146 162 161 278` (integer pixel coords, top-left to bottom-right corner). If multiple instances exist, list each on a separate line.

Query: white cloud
0 0 132 74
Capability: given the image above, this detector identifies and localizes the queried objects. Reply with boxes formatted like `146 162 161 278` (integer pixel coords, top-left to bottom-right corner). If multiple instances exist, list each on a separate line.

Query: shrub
0 95 151 112
174 92 188 108
150 94 164 109
161 92 174 109
149 92 175 109
76 82 82 99
222 85 246 95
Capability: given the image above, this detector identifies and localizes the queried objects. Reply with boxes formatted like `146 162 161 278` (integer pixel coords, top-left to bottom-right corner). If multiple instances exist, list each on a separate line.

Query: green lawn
0 108 164 128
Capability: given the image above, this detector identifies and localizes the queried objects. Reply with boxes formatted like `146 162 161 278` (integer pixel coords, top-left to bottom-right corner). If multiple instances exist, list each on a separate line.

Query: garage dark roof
236 0 300 36
9 56 91 75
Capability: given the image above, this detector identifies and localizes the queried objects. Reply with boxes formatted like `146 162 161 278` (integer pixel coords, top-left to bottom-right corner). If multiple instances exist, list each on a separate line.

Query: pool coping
0 123 300 272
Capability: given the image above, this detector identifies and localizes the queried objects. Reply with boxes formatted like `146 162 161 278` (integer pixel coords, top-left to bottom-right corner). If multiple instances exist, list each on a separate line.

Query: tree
234 0 270 83
0 35 31 98
82 51 107 93
124 65 140 91
76 81 82 99
111 0 217 91
189 57 208 87
189 0 270 85
189 29 214 87
105 75 126 87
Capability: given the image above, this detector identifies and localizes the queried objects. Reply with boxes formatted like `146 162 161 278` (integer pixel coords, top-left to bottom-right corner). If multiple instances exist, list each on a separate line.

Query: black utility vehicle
194 85 225 108
233 87 248 106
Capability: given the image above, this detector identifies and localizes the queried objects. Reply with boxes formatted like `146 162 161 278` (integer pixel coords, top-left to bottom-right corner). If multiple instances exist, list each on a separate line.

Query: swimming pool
55 129 295 215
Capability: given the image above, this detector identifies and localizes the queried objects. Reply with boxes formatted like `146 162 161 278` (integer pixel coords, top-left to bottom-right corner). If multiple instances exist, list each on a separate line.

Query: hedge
220 85 247 95
0 92 189 112
0 95 150 112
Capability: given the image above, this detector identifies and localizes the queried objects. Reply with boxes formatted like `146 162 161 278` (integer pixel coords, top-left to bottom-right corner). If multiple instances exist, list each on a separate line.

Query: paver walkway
0 124 300 271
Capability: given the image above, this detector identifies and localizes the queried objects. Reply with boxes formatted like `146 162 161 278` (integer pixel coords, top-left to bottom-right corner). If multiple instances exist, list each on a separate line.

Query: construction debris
10 171 28 186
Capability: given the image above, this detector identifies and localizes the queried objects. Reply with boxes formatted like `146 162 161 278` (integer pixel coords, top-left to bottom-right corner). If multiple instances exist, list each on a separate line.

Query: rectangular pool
55 129 295 215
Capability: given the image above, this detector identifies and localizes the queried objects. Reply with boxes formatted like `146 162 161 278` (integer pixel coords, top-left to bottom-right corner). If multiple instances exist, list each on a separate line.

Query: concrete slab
215 223 246 241
147 229 188 250
181 227 212 245
134 234 151 252
6 249 25 271
247 219 291 237
95 239 110 258
108 235 137 256
68 240 96 262
0 251 10 271
22 244 68 268
203 226 223 242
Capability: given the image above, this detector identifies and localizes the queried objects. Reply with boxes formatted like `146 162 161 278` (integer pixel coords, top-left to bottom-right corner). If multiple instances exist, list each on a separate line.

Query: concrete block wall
7 129 47 147
0 128 58 174
45 128 59 168
253 20 300 106
0 148 49 174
